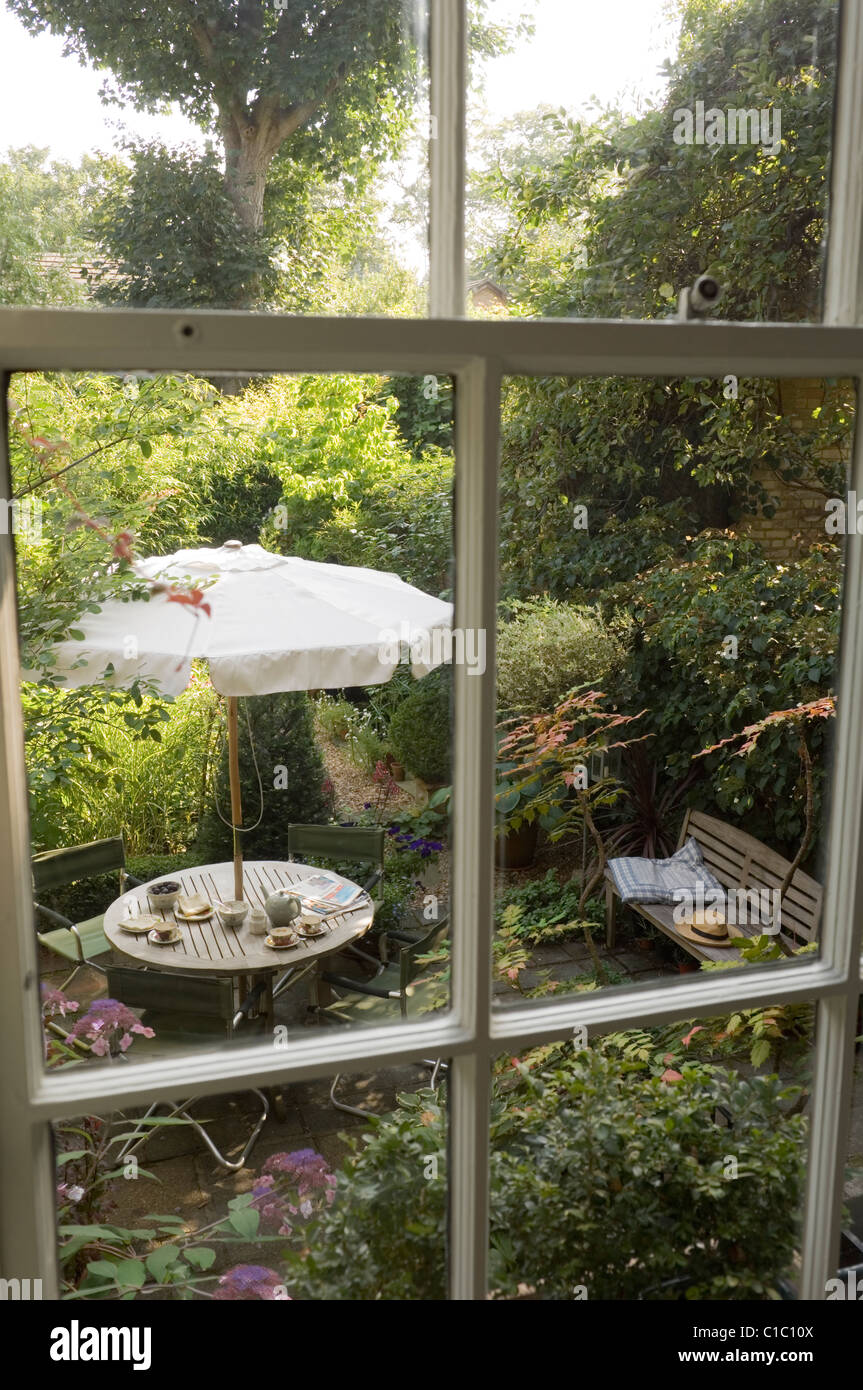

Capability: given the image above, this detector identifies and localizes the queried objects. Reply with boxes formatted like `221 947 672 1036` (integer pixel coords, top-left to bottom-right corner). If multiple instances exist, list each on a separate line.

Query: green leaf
146 1245 182 1282
182 1246 216 1270
229 1207 260 1239
115 1259 147 1289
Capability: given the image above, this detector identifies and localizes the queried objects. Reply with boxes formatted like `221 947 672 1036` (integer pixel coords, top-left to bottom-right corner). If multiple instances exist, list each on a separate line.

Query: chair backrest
679 809 821 946
399 917 450 996
32 837 126 894
106 965 235 1022
287 823 385 870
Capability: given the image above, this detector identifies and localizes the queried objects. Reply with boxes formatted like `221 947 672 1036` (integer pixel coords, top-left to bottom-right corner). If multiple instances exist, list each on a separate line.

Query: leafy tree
11 1 517 306
86 141 275 308
0 147 98 306
481 0 842 598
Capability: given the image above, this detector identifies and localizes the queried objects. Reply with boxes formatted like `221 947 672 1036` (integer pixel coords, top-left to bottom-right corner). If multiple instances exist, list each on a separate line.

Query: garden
6 0 862 1300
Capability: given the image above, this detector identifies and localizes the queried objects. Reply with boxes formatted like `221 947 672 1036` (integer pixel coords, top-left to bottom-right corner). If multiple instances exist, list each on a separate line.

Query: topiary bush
387 668 452 785
496 597 630 716
195 692 330 862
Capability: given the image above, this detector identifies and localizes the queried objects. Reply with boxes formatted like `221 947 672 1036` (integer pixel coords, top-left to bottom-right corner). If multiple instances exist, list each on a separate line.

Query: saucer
119 914 161 935
148 927 182 946
264 934 300 950
175 907 213 922
297 920 326 937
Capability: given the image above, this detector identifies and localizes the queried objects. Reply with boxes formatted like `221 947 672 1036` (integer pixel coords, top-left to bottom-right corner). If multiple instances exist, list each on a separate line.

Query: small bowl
217 899 248 929
148 880 180 911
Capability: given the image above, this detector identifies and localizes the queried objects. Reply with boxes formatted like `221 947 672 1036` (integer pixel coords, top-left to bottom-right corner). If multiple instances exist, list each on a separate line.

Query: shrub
388 668 452 785
496 598 630 716
289 1046 805 1301
195 692 329 861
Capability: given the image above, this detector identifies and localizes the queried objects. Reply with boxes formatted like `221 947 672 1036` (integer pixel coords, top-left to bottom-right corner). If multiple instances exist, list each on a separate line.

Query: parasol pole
227 695 244 899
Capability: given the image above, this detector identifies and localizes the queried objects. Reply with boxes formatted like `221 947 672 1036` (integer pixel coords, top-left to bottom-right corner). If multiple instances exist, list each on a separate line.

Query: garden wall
741 378 849 561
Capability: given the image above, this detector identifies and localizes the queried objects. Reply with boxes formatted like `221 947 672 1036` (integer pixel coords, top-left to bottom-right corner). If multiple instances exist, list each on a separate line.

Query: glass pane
494 372 852 1008
9 368 453 1071
489 1027 811 1299
468 0 838 322
52 1061 449 1301
0 2 429 314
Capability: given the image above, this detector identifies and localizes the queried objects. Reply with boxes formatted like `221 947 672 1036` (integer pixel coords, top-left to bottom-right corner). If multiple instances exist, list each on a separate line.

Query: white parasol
37 541 453 898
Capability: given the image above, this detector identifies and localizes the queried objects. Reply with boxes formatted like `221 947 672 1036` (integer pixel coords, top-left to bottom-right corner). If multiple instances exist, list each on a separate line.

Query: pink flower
69 1000 155 1056
660 1068 683 1084
41 985 79 1018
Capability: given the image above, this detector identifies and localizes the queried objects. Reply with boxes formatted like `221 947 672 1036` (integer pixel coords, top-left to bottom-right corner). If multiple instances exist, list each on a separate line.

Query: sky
0 1 678 161
0 0 679 269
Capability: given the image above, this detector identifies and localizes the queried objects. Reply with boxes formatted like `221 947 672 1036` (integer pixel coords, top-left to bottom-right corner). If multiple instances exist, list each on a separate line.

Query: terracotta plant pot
389 761 405 781
495 821 539 870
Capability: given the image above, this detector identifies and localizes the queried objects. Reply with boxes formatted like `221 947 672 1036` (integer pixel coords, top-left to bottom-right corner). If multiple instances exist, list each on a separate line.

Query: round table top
104 860 375 976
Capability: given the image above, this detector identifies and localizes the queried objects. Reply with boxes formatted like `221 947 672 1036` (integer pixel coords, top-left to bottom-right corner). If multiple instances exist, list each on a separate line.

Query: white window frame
1 0 862 1304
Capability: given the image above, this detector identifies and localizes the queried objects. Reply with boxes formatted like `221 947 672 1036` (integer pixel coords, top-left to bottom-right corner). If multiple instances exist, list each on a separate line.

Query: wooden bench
605 809 822 963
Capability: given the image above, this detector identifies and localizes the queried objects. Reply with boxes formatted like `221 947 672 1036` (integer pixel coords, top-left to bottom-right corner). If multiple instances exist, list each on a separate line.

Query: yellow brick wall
740 379 850 560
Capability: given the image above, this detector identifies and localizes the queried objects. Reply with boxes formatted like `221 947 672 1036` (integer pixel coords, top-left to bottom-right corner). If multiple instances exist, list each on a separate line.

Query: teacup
148 880 180 911
153 921 176 942
217 899 248 929
269 925 295 946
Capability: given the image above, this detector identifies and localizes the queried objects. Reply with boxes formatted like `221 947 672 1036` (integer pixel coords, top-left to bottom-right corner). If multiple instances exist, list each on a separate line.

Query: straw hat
674 912 744 948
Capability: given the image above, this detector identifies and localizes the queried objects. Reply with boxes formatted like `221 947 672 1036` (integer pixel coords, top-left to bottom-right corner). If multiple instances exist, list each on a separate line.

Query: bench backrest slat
679 809 821 945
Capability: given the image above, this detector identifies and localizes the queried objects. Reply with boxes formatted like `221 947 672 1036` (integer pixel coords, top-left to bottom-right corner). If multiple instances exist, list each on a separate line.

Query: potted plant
494 760 548 868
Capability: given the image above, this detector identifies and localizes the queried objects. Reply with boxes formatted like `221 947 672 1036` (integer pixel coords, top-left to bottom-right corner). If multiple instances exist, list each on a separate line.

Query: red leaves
695 696 835 760
165 587 212 618
681 1025 703 1049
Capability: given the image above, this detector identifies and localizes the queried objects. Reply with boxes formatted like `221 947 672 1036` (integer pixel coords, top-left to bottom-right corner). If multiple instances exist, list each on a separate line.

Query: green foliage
258 375 452 596
486 1048 805 1300
87 141 275 309
614 531 839 850
285 1090 449 1301
496 596 631 715
388 668 452 785
484 0 846 613
10 1 424 238
0 146 96 306
292 1048 805 1301
195 692 329 862
495 870 603 944
34 674 220 857
380 374 455 456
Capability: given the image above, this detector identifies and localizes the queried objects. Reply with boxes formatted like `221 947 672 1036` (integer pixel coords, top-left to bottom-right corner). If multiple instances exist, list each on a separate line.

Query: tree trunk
222 120 276 236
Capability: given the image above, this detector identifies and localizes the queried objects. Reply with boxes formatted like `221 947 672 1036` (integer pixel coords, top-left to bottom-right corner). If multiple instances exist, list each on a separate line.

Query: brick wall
740 378 850 560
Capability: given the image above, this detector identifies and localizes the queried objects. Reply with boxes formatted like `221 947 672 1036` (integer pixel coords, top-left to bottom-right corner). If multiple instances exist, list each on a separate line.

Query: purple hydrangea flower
69 999 154 1056
213 1265 290 1301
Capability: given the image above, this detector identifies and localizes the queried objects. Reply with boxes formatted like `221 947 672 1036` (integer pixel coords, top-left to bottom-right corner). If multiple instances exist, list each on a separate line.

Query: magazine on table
296 872 365 915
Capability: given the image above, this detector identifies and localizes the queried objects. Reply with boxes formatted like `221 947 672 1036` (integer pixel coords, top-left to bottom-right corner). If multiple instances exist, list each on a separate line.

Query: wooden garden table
103 859 375 1027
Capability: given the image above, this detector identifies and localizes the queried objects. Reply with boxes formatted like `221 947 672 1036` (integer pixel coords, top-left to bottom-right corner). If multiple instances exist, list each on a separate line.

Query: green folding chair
33 837 141 991
282 823 385 995
287 823 385 897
